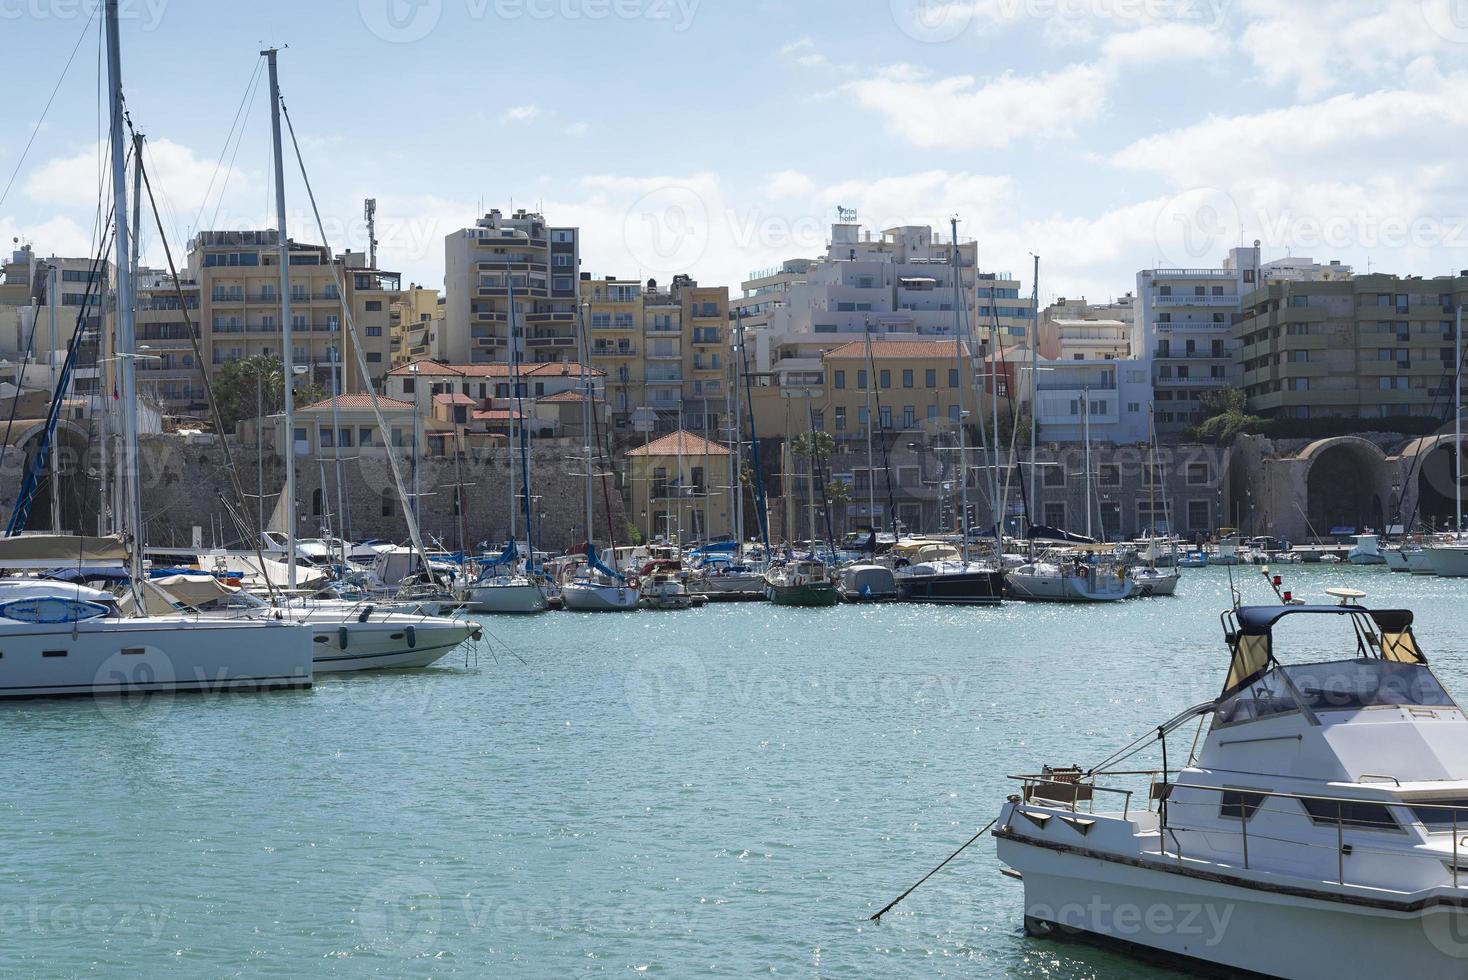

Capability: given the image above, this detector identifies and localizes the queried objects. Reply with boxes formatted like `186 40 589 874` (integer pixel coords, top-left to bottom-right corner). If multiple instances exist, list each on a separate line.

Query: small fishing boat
763 559 840 607
1347 534 1387 565
640 571 693 610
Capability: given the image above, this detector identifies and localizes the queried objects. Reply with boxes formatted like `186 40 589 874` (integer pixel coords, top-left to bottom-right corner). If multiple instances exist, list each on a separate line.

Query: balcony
1155 375 1225 388
646 370 683 383
593 346 637 358
1153 295 1237 307
1154 320 1229 333
646 349 681 360
525 336 575 349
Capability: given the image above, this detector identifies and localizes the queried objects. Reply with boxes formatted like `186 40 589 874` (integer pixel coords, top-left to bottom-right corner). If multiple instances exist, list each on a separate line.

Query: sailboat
763 402 840 607
561 308 638 612
1129 410 1180 597
457 276 546 613
0 2 314 699
1423 305 1468 576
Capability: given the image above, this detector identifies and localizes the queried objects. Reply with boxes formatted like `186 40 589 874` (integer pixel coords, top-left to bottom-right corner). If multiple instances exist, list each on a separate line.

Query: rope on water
869 816 999 923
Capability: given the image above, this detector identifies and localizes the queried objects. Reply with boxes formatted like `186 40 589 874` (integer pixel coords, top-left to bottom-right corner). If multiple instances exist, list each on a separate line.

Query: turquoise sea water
3 565 1466 978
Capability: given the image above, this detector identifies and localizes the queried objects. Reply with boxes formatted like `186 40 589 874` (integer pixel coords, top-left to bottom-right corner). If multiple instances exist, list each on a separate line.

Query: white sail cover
0 534 128 567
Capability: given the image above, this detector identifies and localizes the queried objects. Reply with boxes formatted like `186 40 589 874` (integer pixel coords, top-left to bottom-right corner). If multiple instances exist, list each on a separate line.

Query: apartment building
1233 272 1468 420
1038 294 1135 360
731 258 812 329
133 267 202 411
818 340 977 439
679 277 729 433
188 230 398 402
1136 246 1260 432
1031 359 1153 445
584 275 643 427
442 209 579 365
389 284 441 366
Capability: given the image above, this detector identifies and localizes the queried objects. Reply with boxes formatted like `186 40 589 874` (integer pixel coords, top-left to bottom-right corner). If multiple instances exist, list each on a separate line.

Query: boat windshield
1217 659 1455 725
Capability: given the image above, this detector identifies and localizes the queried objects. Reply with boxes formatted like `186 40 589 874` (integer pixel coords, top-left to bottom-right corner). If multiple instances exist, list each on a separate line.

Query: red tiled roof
625 429 730 457
472 409 525 421
822 340 972 360
298 394 414 412
433 393 476 406
388 358 604 378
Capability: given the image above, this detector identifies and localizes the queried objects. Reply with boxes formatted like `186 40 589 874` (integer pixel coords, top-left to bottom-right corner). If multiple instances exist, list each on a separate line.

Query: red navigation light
1283 591 1293 602
1273 575 1282 586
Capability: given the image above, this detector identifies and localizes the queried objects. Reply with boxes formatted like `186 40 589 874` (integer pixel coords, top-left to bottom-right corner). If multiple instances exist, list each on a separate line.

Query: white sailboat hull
460 582 546 614
561 582 640 612
0 617 313 699
305 617 477 673
1424 545 1468 578
1005 567 1134 602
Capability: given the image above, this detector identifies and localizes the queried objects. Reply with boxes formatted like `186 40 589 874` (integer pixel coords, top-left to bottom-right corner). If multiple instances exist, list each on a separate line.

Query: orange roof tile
625 429 731 457
297 394 414 412
433 393 477 406
388 358 604 378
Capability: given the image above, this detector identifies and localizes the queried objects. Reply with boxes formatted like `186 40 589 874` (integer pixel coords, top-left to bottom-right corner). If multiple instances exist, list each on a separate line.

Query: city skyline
3 1 1468 302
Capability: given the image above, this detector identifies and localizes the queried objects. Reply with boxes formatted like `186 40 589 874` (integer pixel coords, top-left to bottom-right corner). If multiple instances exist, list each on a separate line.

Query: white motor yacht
996 591 1468 977
1423 542 1468 578
639 571 693 610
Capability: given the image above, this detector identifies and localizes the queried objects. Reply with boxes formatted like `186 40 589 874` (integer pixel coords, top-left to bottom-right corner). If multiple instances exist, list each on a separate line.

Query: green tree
791 429 835 460
826 478 853 536
1190 387 1265 446
212 355 326 433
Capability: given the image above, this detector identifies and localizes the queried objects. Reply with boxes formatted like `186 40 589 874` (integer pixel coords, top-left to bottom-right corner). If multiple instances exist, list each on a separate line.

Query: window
834 407 846 431
902 406 915 427
902 369 914 388
1187 462 1210 485
1043 464 1065 489
366 326 383 337
857 406 869 426
1219 790 1267 821
1098 464 1120 487
380 489 394 517
1299 798 1399 832
925 369 936 388
365 300 382 312
367 352 382 363
948 368 959 388
319 427 335 448
359 428 373 446
857 369 868 389
880 369 891 389
339 428 353 448
1187 499 1211 532
879 406 892 430
311 488 324 517
1410 801 1468 832
833 369 845 389
401 378 415 394
1043 502 1066 527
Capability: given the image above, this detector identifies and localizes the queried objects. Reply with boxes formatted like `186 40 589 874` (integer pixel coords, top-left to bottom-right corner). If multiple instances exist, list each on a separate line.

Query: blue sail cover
586 542 625 582
481 539 519 568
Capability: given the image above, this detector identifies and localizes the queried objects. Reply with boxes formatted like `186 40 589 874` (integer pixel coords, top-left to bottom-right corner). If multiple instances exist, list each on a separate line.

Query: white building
1033 359 1153 445
748 221 1033 390
1136 245 1259 432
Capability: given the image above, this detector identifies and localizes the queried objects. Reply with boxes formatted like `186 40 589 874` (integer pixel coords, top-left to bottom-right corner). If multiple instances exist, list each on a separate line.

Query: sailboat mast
1457 304 1462 539
863 321 876 531
579 305 594 550
950 218 971 555
104 0 144 608
47 264 61 532
330 345 345 565
1083 386 1092 540
1029 254 1039 513
263 47 297 593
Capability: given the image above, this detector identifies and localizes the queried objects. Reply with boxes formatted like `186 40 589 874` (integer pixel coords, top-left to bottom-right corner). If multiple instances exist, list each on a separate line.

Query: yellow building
389 284 441 366
679 278 729 432
584 275 643 427
817 340 978 438
625 429 732 544
188 230 399 401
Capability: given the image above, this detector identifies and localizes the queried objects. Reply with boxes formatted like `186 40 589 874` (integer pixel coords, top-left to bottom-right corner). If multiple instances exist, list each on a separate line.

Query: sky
3 0 1468 305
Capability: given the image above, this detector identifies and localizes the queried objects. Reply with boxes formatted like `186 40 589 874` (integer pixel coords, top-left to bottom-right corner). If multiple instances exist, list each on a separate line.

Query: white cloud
500 104 541 123
564 121 591 138
843 63 1109 148
765 170 816 199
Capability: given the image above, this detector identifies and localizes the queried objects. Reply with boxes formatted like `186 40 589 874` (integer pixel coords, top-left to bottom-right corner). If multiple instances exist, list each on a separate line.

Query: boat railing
1010 772 1468 890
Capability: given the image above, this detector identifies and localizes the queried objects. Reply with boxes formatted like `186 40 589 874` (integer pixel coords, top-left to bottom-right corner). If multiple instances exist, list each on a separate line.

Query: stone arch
1301 437 1387 536
1398 432 1466 530
8 419 92 533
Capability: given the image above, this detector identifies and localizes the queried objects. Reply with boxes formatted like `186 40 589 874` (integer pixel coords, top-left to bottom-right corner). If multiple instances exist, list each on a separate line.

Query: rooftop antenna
363 197 378 269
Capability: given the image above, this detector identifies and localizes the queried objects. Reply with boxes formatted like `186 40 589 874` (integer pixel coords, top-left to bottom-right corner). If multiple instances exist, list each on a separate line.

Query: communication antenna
363 198 378 269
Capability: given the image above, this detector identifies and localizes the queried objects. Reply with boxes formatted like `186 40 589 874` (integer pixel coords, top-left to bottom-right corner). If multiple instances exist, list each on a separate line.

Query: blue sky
4 0 1468 303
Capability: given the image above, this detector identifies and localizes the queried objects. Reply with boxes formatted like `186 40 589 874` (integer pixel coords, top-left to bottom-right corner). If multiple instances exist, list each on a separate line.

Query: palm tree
827 479 853 537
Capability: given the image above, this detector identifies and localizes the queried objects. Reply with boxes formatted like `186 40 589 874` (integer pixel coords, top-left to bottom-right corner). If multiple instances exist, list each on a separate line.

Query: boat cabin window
1219 790 1267 821
1409 801 1468 832
1215 670 1300 726
1280 660 1454 713
1299 798 1401 833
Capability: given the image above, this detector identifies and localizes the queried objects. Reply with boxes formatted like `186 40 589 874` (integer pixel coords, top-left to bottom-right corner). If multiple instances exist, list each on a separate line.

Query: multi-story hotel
1234 271 1468 420
442 209 579 365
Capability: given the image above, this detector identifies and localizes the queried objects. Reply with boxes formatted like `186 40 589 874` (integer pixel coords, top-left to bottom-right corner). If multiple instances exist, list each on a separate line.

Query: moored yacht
763 558 839 607
995 591 1468 977
1005 556 1134 602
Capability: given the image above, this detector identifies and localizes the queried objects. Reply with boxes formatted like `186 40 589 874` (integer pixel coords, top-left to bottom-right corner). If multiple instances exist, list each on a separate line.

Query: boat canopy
586 543 625 582
119 573 242 616
1221 604 1425 701
0 534 129 567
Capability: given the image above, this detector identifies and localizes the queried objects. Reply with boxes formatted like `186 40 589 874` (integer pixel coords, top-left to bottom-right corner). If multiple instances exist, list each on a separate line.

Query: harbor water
5 565 1466 977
